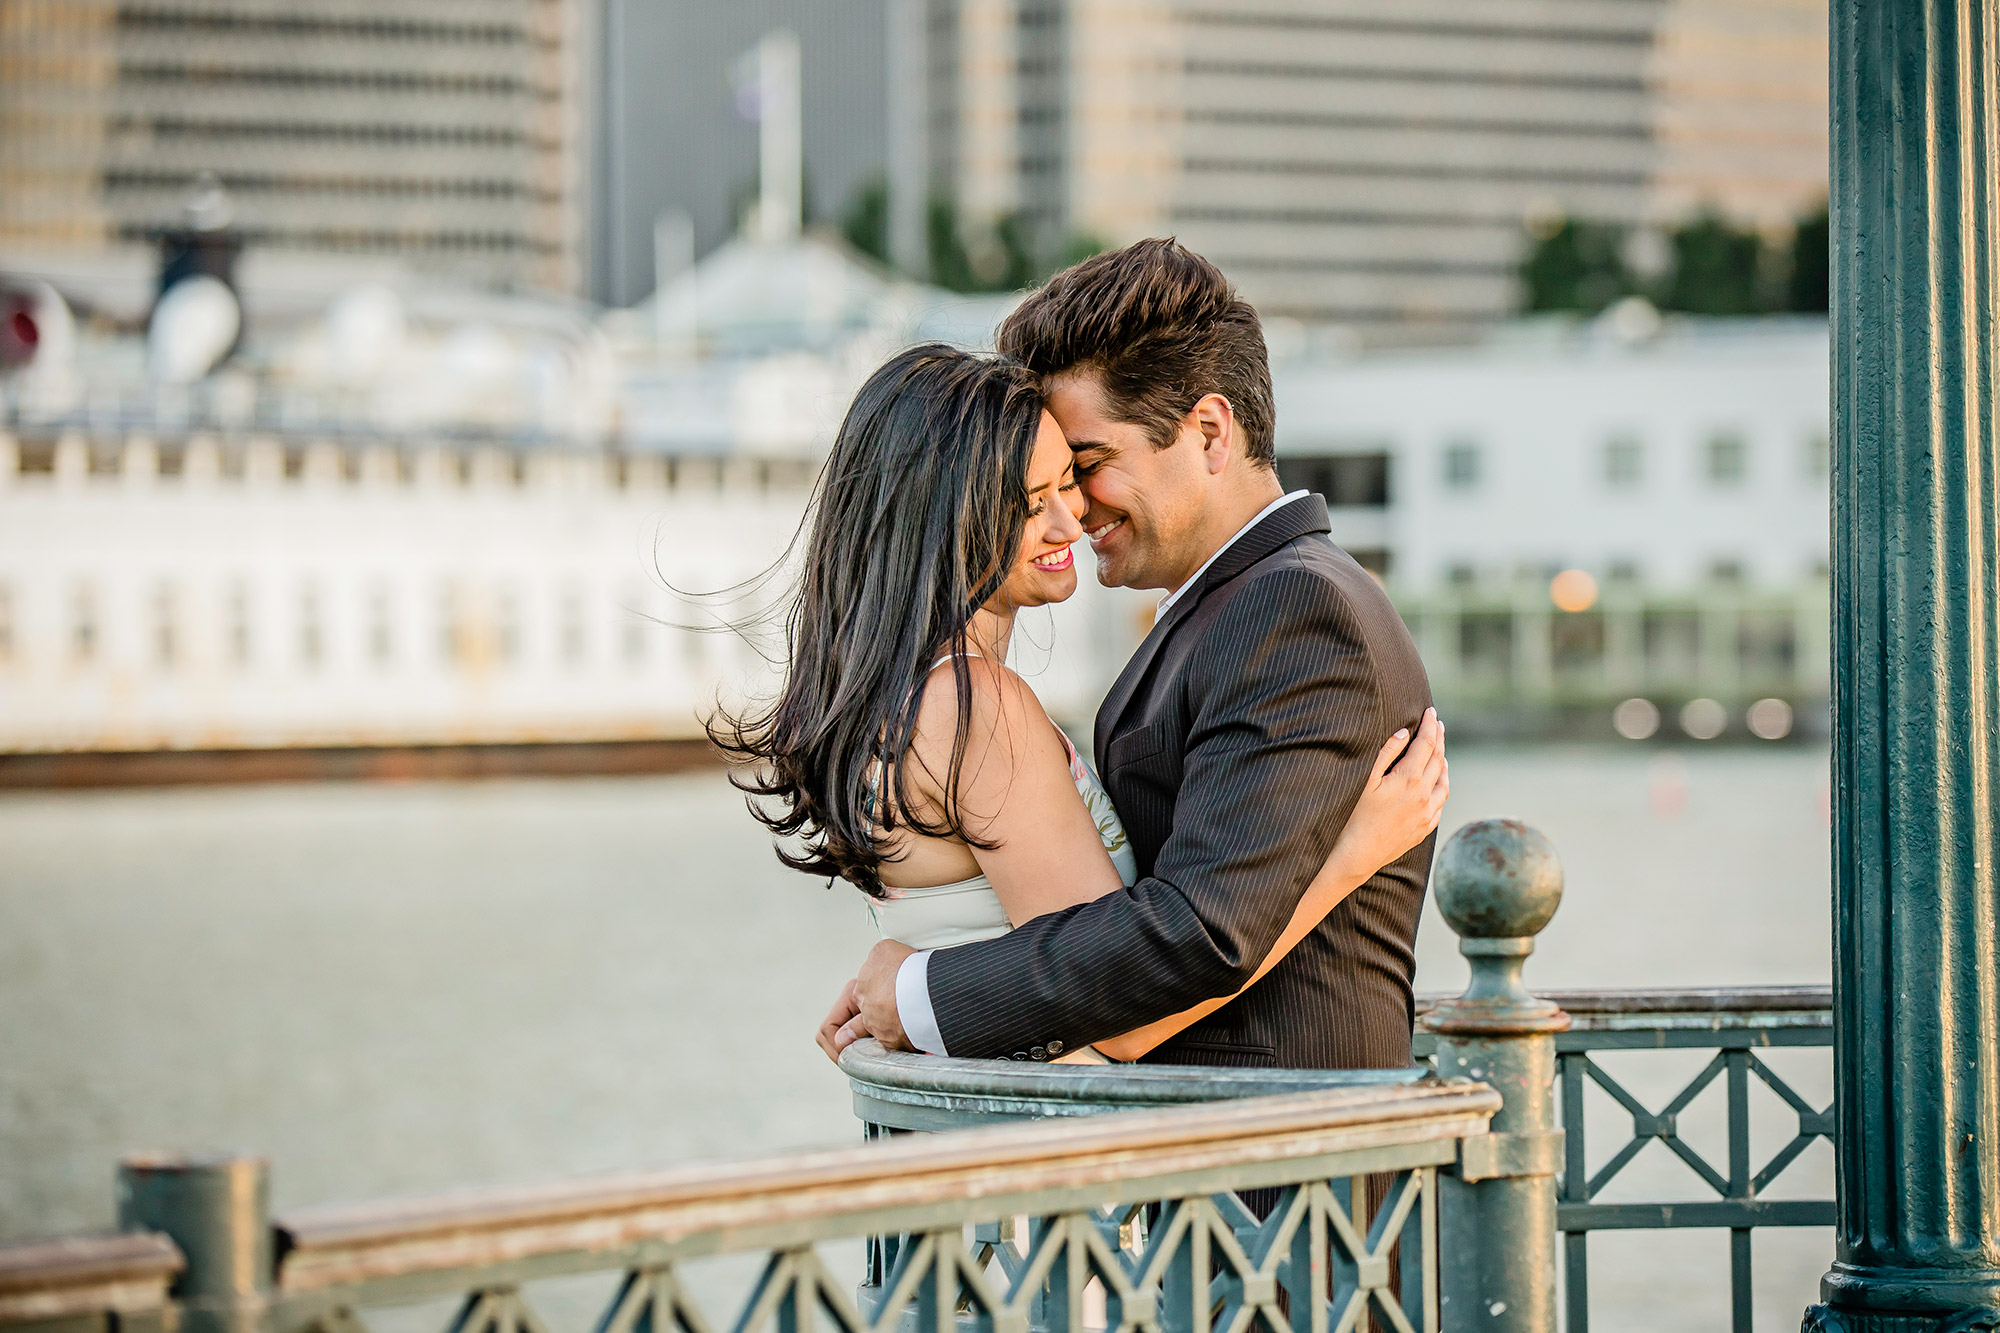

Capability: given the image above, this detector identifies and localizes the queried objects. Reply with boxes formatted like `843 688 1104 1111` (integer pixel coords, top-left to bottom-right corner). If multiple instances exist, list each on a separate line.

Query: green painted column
1811 2 2000 1327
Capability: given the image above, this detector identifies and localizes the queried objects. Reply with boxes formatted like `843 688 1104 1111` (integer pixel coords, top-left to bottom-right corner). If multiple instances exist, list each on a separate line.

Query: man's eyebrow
1069 440 1116 457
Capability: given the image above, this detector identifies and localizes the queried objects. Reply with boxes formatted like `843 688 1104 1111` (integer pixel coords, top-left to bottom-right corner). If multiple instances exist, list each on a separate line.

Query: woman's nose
1052 488 1085 541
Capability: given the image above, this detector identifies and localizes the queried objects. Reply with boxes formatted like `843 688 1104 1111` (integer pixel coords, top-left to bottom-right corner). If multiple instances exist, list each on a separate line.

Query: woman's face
988 411 1087 612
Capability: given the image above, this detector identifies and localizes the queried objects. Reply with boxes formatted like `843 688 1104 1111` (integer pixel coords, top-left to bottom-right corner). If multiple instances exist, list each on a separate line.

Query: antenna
755 30 801 243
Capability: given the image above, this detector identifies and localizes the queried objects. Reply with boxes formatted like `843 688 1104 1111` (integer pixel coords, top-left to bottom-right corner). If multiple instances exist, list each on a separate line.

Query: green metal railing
0 1082 1498 1333
845 832 1835 1333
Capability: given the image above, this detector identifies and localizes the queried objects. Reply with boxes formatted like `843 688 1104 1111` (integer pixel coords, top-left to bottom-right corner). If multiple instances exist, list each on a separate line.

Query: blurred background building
888 0 1827 336
1 0 594 295
0 0 1833 763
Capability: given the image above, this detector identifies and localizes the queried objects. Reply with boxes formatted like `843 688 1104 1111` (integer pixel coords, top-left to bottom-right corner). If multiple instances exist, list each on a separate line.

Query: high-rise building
0 0 595 295
890 0 1827 337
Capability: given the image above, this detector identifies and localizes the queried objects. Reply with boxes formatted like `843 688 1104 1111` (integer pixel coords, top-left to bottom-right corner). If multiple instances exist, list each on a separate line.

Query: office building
891 0 1827 336
0 0 594 294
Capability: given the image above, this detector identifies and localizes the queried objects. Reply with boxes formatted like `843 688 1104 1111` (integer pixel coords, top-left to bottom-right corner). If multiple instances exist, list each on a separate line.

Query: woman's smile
1031 545 1075 572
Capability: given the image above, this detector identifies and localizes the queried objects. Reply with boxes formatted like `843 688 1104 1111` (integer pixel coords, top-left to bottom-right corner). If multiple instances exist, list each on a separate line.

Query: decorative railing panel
0 1083 1498 1333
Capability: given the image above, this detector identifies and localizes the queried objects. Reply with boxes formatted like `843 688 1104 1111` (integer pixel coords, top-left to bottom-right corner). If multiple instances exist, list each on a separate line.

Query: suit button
1030 1046 1047 1061
1047 1040 1065 1056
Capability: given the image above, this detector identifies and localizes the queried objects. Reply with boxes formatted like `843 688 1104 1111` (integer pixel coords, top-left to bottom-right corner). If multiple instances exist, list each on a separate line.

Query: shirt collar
1156 489 1310 617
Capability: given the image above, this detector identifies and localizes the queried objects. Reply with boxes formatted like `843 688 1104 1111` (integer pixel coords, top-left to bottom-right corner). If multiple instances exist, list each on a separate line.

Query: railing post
1422 819 1568 1332
117 1154 272 1333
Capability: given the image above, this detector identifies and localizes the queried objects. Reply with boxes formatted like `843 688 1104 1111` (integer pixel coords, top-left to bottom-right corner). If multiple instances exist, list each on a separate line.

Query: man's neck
1163 472 1287 598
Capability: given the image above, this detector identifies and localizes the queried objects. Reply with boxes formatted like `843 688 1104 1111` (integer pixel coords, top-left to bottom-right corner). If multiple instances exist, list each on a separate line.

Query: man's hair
996 237 1276 467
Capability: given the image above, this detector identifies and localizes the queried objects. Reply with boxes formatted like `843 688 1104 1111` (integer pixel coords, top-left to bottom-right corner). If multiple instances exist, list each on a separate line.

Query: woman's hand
1326 707 1448 884
815 978 864 1065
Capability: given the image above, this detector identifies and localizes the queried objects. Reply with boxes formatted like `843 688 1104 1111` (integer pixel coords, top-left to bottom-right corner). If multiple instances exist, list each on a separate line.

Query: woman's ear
1189 393 1236 475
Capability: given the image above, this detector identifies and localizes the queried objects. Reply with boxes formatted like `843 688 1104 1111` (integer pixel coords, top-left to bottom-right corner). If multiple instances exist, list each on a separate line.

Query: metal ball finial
1433 818 1563 941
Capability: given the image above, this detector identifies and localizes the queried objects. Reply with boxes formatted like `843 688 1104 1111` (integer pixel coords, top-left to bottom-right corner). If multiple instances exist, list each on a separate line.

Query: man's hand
815 979 864 1065
849 938 917 1052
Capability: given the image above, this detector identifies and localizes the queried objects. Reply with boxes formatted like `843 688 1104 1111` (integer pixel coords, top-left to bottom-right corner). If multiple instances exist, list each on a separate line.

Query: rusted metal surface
0 1080 1501 1333
0 1234 182 1323
0 740 724 790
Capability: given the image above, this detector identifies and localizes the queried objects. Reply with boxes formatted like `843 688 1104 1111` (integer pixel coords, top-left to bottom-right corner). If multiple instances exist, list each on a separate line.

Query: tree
839 177 890 267
1519 219 1633 313
1659 211 1765 315
1786 203 1829 313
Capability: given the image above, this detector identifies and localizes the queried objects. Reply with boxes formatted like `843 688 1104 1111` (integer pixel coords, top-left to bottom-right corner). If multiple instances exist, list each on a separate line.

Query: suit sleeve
922 566 1390 1059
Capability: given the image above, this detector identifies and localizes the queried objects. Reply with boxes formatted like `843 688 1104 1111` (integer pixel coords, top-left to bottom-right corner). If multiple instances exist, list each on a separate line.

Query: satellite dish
149 274 242 384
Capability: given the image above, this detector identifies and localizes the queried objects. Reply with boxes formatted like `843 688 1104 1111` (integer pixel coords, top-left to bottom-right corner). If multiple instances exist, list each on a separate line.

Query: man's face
1043 370 1210 591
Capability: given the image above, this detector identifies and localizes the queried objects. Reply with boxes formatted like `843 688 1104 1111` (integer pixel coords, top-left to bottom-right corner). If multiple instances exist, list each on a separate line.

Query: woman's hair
709 344 1045 897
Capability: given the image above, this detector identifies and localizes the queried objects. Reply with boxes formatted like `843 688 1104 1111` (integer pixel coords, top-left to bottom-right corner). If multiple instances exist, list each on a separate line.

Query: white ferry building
0 244 1829 759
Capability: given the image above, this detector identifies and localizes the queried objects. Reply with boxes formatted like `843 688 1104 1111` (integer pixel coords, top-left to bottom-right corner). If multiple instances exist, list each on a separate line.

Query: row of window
1437 604 1807 683
1439 557 1830 589
1439 430 1830 493
6 438 819 494
0 581 756 678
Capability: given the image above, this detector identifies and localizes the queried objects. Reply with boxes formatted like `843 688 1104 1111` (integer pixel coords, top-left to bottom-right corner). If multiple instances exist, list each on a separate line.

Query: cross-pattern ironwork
300 1176 1435 1333
1550 1007 1834 1333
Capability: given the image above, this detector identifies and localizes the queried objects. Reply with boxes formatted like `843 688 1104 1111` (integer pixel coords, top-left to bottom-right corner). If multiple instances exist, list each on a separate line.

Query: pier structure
1807 0 2000 1326
1 1 1997 1327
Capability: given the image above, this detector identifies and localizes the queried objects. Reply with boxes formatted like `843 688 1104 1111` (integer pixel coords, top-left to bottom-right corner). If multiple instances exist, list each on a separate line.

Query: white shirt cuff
895 949 948 1055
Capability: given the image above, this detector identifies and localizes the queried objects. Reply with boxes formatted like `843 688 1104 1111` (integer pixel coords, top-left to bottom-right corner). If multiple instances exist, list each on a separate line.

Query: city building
1275 313 1830 730
890 0 1827 336
0 0 595 295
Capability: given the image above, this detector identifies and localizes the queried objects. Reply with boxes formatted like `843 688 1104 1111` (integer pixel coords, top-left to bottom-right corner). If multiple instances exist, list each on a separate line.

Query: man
836 238 1433 1071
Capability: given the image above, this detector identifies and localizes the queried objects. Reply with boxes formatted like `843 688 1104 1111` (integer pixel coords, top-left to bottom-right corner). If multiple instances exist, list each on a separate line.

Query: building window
1608 559 1642 584
496 589 521 666
1706 432 1749 486
152 583 178 669
1603 435 1643 487
1442 441 1481 492
299 583 324 669
227 582 251 667
621 588 650 667
1445 562 1477 588
1805 430 1830 480
560 587 586 666
71 583 98 664
368 585 394 667
1276 453 1390 507
439 584 463 665
1709 558 1747 584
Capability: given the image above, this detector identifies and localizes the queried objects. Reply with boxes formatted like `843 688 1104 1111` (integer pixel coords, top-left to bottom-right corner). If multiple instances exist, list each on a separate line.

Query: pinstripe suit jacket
924 493 1433 1070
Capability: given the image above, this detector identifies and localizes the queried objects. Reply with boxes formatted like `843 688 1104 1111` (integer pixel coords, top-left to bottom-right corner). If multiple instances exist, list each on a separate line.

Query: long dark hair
709 344 1044 896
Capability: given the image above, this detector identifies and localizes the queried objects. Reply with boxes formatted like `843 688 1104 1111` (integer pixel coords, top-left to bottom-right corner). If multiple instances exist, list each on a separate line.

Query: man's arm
867 566 1391 1060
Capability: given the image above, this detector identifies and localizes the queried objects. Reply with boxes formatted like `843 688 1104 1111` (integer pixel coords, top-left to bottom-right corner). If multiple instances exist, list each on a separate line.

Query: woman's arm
1088 709 1447 1063
905 656 1124 924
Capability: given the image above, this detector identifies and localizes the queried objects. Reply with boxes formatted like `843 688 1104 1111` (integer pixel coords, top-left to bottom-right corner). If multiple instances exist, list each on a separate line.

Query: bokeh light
1747 697 1795 740
1680 697 1728 740
1549 568 1599 612
1612 697 1661 740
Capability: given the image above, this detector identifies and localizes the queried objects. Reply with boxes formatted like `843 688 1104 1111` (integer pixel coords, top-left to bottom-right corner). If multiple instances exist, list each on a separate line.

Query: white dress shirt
892 489 1310 1056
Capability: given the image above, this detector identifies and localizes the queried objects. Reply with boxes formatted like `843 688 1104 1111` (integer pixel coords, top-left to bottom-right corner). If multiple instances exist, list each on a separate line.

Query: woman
713 345 1446 1063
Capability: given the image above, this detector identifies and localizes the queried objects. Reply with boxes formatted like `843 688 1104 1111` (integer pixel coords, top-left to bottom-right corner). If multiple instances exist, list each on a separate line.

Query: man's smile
1087 517 1126 547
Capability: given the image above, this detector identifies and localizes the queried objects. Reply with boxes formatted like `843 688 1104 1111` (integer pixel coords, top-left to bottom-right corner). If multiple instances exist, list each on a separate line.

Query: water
0 745 1833 1327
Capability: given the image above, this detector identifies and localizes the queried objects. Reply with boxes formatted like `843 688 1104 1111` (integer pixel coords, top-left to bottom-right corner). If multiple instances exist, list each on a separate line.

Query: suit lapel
1093 494 1333 758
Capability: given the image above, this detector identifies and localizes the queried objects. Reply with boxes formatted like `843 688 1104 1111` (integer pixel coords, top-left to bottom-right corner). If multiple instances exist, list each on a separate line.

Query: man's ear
1188 393 1236 476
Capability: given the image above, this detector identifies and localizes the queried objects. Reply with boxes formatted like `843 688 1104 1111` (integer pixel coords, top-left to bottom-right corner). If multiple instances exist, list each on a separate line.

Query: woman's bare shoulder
911 655 1047 749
